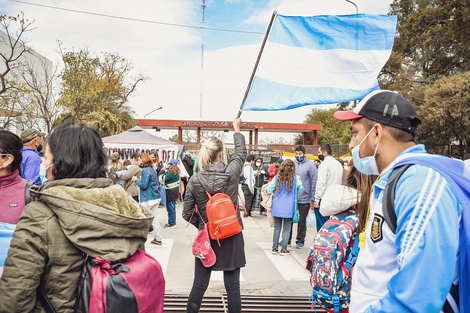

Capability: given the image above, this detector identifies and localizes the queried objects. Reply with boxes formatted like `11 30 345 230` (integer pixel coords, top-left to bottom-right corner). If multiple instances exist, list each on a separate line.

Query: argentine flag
242 14 397 111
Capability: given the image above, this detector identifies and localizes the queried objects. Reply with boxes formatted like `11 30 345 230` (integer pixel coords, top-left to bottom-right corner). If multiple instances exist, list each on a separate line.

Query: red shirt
268 164 278 182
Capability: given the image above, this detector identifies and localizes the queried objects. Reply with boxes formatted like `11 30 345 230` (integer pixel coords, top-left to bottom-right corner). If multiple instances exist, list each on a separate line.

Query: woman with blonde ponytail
183 118 246 313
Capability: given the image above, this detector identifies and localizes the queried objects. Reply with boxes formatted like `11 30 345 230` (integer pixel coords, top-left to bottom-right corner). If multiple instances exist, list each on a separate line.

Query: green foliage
57 46 145 136
169 134 179 142
295 107 351 145
378 0 470 145
417 72 470 144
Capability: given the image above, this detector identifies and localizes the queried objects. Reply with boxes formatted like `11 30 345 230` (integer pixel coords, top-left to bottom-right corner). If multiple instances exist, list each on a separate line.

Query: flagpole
236 10 277 119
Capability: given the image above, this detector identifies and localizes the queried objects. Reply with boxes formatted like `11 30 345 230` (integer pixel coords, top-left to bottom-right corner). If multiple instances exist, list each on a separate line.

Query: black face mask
318 154 325 161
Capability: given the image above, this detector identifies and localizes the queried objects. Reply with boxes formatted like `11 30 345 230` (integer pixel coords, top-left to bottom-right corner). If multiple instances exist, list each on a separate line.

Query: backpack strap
238 193 247 215
24 179 34 205
344 234 360 274
37 288 58 313
382 164 412 234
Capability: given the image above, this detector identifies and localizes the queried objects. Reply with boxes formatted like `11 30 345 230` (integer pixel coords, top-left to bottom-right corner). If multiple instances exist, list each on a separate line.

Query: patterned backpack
309 208 359 313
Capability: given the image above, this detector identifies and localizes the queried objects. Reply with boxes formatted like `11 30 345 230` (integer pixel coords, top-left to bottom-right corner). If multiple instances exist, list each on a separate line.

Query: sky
2 0 393 141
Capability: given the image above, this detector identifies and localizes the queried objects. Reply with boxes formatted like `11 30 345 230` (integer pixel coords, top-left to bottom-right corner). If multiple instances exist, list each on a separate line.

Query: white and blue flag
242 14 398 111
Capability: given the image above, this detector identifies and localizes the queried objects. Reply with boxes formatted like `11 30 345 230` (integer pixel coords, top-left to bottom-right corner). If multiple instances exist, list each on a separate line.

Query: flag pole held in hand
237 10 277 119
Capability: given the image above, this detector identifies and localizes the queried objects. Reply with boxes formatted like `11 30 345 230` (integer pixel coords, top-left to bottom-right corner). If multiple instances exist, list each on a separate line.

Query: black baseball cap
333 90 421 134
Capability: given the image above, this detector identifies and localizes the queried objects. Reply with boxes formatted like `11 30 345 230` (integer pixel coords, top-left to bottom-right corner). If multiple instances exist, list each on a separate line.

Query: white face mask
256 162 261 167
351 127 380 175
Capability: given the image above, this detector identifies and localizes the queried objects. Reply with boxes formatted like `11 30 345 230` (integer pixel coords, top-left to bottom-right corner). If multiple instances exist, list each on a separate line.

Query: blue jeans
273 217 293 251
166 200 176 225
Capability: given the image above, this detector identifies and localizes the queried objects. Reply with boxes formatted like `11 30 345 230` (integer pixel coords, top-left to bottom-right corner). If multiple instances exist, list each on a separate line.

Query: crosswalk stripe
145 238 174 275
257 242 310 281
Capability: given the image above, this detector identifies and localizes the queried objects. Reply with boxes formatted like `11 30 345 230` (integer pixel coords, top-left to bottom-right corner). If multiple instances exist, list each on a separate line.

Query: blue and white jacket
350 144 463 313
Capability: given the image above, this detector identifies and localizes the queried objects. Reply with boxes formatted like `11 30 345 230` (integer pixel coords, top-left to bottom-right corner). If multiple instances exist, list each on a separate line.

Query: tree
0 13 34 130
259 135 291 146
294 107 351 145
417 72 470 147
57 46 146 136
378 0 470 146
17 58 61 133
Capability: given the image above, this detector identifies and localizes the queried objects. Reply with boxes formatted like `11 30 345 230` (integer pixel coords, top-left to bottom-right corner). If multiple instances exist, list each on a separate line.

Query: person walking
241 155 255 219
267 159 303 256
164 159 180 228
334 90 467 312
293 145 318 249
20 128 46 185
252 157 268 215
313 144 343 230
182 152 195 199
0 130 30 224
0 125 153 312
182 118 246 313
132 152 163 245
117 153 142 202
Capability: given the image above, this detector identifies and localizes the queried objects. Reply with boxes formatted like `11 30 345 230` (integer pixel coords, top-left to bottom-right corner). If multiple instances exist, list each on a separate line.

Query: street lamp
144 106 163 119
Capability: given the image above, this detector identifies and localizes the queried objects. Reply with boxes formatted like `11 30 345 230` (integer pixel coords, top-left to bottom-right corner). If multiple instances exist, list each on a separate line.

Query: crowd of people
0 89 468 313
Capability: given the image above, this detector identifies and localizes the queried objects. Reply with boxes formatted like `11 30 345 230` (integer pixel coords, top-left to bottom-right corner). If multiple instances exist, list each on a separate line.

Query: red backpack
74 250 165 313
205 190 245 246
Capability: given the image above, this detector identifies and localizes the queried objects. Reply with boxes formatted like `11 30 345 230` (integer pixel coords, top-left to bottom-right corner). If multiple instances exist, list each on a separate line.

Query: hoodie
319 184 359 216
294 157 318 204
0 178 153 313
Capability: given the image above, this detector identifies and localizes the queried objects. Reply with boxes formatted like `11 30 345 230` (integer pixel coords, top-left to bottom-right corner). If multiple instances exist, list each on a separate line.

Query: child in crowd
267 159 303 256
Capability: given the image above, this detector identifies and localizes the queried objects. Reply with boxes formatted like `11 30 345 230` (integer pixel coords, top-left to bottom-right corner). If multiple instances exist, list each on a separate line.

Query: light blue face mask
39 163 53 183
351 127 380 175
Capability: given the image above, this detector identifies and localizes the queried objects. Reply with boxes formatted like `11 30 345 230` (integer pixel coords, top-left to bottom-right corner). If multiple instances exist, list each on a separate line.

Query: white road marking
257 242 310 281
145 238 174 275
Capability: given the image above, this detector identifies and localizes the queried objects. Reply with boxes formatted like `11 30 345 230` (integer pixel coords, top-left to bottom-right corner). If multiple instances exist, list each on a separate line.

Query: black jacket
182 133 247 271
182 155 195 177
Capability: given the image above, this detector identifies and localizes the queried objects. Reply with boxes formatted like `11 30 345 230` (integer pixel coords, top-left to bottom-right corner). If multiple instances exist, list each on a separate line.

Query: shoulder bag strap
24 179 34 205
383 164 412 234
37 288 58 313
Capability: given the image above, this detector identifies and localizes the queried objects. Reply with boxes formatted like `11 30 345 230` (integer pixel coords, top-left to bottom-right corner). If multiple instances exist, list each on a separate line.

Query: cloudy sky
2 0 393 141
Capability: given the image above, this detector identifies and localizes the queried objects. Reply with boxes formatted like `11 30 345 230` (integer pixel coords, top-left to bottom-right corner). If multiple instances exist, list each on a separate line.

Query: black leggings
187 259 241 313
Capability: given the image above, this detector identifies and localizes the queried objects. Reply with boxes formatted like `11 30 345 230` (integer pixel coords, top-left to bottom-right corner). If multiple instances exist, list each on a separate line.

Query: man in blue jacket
334 90 462 312
293 145 317 249
21 128 46 185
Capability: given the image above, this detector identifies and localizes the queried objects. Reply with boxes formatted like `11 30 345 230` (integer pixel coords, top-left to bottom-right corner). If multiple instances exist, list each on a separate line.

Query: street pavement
145 202 317 297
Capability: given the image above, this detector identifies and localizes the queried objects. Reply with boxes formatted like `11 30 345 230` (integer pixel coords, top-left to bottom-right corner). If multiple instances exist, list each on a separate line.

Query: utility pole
199 0 206 119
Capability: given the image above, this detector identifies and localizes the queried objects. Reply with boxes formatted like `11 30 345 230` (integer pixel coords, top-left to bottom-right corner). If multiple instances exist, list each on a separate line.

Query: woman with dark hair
182 118 246 313
132 152 162 245
0 124 154 312
266 159 303 255
0 130 29 224
164 159 180 228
